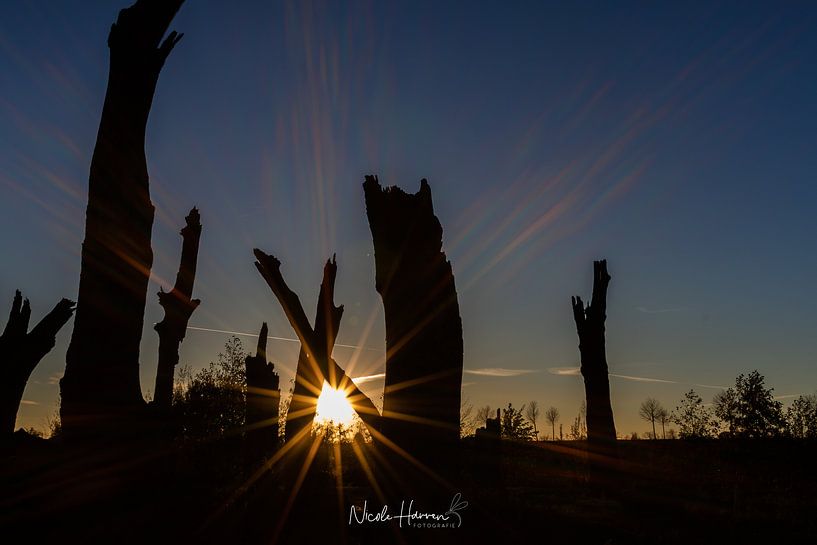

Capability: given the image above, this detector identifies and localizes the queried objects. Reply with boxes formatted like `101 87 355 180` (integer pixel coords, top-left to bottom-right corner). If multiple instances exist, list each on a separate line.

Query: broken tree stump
245 322 280 461
571 259 617 445
475 408 502 485
61 0 186 434
253 249 382 441
284 257 343 442
1 291 75 434
153 207 202 410
363 175 464 468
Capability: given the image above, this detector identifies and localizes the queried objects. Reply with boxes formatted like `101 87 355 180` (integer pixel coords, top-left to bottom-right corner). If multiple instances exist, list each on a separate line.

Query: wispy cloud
350 373 385 385
636 306 684 314
20 400 38 406
548 367 581 376
461 381 476 388
775 393 804 400
47 373 63 385
465 368 539 377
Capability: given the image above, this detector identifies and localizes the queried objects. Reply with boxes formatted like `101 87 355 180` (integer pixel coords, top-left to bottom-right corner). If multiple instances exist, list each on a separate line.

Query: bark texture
61 0 185 433
363 175 464 465
1 291 75 434
571 259 617 445
153 207 201 409
245 322 280 458
253 250 382 441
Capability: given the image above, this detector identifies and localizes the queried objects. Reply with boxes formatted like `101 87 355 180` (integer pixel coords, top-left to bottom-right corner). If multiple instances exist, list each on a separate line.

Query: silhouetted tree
785 394 817 438
460 398 476 437
525 400 540 438
253 250 381 441
657 407 670 439
501 403 535 441
639 398 663 440
673 389 716 439
719 371 784 438
244 323 280 459
571 260 617 445
153 207 201 410
476 405 493 424
276 256 343 443
363 175 463 465
713 388 739 437
545 406 559 441
569 402 587 440
173 336 246 440
61 0 186 434
1 291 75 434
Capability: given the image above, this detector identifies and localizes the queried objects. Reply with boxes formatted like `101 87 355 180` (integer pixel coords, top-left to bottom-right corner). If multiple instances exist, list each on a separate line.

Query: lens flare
314 382 355 426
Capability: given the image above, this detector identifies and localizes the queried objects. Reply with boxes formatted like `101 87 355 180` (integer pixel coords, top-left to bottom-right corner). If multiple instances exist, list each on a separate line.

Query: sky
1 1 816 436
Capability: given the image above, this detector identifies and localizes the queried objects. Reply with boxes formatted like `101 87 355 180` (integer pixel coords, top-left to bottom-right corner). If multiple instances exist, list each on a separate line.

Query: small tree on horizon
713 388 739 437
673 389 716 439
460 398 476 437
476 405 493 427
639 398 662 440
657 407 670 439
525 401 540 438
734 371 784 438
501 403 536 441
568 402 587 440
545 406 560 441
785 394 817 438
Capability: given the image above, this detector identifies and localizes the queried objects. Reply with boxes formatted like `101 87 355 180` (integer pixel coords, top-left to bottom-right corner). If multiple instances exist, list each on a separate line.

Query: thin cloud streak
350 373 385 385
775 393 804 400
465 368 539 377
548 367 727 389
610 373 676 384
548 367 581 376
186 325 381 352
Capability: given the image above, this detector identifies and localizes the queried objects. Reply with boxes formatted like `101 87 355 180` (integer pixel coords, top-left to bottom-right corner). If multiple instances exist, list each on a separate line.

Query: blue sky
1 1 816 435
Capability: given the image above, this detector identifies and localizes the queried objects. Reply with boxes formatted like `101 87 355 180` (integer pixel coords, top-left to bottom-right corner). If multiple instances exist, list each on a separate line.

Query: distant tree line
635 370 816 439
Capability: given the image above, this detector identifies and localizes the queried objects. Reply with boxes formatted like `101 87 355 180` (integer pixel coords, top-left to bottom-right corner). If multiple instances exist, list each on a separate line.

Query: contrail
351 372 386 385
548 367 727 389
465 368 539 377
186 325 381 352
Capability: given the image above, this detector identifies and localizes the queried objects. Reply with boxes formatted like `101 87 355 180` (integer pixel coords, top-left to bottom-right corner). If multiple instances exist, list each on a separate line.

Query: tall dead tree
153 207 201 410
1 291 75 434
363 175 464 465
60 0 185 433
282 257 343 442
245 322 280 459
253 250 381 441
571 259 617 445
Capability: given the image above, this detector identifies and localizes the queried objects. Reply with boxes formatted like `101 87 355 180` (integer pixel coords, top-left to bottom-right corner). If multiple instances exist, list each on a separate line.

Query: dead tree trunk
1 291 75 434
571 259 617 445
153 207 201 410
284 257 343 442
60 0 185 433
245 322 280 460
363 175 464 466
253 250 382 441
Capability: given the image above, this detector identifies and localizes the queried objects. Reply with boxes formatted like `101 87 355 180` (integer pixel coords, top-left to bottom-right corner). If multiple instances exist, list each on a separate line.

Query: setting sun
314 382 355 426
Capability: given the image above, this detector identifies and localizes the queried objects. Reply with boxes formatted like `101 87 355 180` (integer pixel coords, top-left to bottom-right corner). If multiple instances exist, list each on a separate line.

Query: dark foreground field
2 433 815 544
